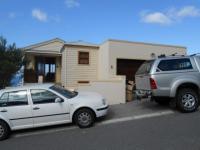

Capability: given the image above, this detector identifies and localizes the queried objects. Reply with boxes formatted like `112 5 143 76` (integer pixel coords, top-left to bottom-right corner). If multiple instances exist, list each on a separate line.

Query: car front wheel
74 108 95 128
177 88 199 113
0 120 10 141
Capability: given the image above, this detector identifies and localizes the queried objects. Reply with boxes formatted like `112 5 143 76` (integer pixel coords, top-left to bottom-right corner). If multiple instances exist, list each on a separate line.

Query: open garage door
117 59 145 81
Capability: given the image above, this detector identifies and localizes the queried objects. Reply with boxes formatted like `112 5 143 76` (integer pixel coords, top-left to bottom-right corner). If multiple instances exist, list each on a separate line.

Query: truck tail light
150 78 157 89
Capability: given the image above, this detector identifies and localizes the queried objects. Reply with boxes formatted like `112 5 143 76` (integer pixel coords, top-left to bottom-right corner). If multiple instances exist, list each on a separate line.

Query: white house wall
98 42 110 79
30 41 64 53
107 40 187 77
62 46 99 87
77 76 126 105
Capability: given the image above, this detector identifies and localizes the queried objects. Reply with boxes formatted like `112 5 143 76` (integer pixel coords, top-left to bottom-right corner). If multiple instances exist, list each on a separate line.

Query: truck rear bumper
135 90 152 99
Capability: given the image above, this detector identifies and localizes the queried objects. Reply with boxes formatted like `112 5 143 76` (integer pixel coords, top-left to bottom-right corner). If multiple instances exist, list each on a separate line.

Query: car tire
176 88 199 113
74 108 95 128
0 120 10 141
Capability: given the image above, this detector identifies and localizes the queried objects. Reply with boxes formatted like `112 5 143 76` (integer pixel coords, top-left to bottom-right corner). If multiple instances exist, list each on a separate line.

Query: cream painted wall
99 40 187 77
77 76 126 105
62 46 99 87
55 56 61 83
98 42 110 79
31 41 64 53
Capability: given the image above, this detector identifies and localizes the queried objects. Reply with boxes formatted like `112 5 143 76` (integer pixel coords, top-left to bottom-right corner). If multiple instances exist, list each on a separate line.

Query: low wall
77 76 126 105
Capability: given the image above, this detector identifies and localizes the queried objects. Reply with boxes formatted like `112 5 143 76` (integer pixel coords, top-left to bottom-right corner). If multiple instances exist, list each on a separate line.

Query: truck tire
176 88 199 113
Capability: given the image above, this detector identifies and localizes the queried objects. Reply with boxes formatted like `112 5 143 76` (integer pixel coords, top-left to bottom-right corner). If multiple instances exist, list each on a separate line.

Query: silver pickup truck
135 55 200 113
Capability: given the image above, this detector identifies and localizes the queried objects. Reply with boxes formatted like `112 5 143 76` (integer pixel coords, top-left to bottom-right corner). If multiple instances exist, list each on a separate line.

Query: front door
30 89 70 127
35 57 56 82
0 90 33 130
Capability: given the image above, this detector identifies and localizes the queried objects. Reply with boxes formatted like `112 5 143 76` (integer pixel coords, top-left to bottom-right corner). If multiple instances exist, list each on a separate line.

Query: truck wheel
0 120 10 141
176 88 199 113
74 108 95 128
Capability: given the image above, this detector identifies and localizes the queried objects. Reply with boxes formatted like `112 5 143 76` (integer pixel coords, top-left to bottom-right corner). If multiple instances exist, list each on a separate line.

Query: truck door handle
33 107 40 110
0 109 7 112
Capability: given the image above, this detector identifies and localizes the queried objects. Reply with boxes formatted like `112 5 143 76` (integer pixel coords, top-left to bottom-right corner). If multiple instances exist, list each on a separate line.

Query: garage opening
117 59 145 102
117 59 145 81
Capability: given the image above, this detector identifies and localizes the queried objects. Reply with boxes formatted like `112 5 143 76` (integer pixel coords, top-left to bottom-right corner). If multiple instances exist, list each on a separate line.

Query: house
24 38 187 104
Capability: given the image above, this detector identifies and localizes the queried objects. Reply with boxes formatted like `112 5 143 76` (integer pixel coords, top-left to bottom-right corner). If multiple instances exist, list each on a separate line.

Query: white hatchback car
0 84 108 140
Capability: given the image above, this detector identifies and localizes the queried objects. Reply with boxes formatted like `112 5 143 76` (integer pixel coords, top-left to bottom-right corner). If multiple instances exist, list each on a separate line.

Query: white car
0 84 108 140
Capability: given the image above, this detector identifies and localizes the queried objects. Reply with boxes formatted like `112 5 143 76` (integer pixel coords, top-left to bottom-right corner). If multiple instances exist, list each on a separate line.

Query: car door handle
0 109 7 112
33 107 40 110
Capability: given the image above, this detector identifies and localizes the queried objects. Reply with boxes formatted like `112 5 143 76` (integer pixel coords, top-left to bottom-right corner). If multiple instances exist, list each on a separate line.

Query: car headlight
102 98 106 105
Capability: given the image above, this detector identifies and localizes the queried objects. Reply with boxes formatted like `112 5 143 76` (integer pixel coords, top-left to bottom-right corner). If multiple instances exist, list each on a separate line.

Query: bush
0 36 24 89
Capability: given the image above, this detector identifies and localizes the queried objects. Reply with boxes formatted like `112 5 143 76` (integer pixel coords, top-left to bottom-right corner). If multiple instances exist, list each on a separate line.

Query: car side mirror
55 97 64 103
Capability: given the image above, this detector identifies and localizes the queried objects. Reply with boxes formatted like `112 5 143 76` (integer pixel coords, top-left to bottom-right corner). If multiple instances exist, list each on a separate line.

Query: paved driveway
106 99 173 119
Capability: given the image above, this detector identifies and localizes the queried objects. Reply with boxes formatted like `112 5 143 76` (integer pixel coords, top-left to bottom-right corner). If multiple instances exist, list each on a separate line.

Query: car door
30 89 70 127
0 90 33 130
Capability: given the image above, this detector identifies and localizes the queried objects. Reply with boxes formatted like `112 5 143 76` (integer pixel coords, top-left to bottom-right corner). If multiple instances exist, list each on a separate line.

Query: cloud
32 9 47 22
65 0 80 8
141 6 200 25
177 6 200 17
141 12 172 25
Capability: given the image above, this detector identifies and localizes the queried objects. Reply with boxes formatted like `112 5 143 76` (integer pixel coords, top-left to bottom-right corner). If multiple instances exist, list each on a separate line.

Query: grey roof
106 39 187 49
65 40 99 47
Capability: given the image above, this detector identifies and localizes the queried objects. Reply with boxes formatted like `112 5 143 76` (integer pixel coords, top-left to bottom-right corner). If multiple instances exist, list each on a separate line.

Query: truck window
136 60 154 75
158 58 193 71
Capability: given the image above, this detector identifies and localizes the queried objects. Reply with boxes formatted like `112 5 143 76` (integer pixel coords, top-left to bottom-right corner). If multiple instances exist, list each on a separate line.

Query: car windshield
50 85 78 99
136 60 154 75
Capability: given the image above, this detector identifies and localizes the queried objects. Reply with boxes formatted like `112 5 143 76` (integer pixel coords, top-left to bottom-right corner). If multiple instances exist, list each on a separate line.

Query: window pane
0 93 8 107
7 91 28 106
79 52 89 64
158 59 193 71
31 89 59 104
136 60 154 75
50 85 78 99
45 64 49 75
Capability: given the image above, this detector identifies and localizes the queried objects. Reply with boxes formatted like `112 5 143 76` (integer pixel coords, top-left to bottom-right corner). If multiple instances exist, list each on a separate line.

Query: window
50 85 78 99
158 58 193 71
0 93 8 107
0 91 28 107
31 89 60 104
78 52 89 65
136 60 154 75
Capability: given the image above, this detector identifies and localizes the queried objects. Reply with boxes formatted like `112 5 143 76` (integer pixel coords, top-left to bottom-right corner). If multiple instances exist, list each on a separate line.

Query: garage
117 59 145 81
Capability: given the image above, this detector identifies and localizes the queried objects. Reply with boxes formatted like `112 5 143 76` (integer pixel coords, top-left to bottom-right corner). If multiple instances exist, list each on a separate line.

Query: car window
136 60 154 75
50 85 78 99
31 89 60 104
0 91 28 107
158 58 193 71
0 93 8 107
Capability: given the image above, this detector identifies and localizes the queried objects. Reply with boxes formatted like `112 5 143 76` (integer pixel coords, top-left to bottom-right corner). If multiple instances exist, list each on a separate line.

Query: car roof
0 83 54 94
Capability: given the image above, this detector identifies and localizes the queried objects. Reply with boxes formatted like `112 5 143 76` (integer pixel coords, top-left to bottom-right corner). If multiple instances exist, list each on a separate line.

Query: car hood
77 91 103 99
70 91 104 105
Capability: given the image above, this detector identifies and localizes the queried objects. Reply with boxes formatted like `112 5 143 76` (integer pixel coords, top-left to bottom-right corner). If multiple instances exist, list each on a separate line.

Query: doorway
117 59 145 81
35 57 56 82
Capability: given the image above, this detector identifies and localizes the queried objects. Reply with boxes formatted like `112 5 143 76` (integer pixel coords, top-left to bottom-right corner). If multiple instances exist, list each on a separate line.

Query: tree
0 36 24 89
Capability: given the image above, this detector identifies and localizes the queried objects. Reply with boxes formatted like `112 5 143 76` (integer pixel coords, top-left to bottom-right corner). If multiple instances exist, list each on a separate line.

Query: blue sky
0 0 200 54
